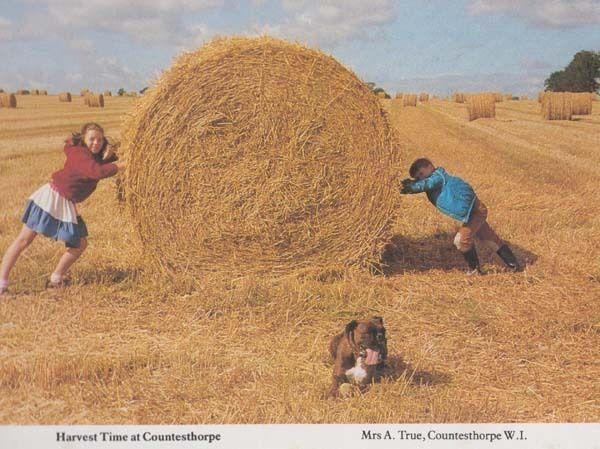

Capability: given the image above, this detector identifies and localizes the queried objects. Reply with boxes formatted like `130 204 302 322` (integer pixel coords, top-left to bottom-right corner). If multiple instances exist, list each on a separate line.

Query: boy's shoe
463 246 483 275
496 244 521 271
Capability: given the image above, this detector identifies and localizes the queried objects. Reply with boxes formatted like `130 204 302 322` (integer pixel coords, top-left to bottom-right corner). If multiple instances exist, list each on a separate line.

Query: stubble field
0 94 598 423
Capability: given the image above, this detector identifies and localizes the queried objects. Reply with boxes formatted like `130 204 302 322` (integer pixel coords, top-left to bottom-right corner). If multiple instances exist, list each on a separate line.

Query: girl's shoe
45 278 71 289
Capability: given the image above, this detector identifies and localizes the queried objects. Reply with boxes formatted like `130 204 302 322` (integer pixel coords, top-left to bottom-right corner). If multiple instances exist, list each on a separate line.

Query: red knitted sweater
50 140 118 203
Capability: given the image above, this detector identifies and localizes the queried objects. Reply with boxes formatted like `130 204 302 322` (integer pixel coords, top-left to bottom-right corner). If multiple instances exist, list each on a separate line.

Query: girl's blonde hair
68 122 108 155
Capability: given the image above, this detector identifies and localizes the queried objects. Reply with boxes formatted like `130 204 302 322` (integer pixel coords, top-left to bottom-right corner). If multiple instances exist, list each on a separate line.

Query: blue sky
1 0 599 96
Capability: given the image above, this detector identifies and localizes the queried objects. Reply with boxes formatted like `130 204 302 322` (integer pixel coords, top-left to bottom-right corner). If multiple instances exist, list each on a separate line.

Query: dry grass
1 83 599 425
541 92 573 120
466 93 495 121
121 37 402 278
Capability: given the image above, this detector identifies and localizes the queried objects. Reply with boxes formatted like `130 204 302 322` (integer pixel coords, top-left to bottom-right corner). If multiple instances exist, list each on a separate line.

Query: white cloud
382 71 548 97
15 0 224 44
469 0 600 27
261 0 397 46
0 16 14 41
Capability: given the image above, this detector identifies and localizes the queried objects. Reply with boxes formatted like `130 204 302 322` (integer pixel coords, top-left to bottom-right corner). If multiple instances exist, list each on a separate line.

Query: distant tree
544 51 600 92
117 88 125 96
373 87 391 99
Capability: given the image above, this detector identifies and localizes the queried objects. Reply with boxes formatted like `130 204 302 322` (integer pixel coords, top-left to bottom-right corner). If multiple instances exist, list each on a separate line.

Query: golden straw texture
121 36 403 277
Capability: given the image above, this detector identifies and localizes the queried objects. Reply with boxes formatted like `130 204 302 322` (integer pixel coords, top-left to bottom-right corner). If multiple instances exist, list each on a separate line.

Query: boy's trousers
453 198 502 252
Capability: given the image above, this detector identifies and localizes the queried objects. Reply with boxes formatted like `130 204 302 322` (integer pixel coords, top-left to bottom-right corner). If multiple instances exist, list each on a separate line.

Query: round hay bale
87 93 104 108
541 92 572 120
418 93 429 102
121 36 402 276
467 93 495 121
58 92 72 102
571 92 592 115
0 92 17 108
16 89 30 95
402 94 417 106
452 92 465 103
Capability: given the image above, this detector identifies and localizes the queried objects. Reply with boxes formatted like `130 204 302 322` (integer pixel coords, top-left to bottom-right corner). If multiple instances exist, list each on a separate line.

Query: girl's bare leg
50 238 87 283
0 225 38 292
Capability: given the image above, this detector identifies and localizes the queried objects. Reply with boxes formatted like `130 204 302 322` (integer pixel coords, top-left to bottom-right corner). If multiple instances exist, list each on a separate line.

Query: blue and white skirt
21 183 88 248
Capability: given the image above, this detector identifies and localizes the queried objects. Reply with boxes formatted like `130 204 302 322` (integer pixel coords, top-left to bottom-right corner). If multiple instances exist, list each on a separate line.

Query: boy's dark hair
409 158 434 178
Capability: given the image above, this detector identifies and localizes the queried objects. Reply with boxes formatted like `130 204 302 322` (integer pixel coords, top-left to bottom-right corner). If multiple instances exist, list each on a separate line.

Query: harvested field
0 84 599 425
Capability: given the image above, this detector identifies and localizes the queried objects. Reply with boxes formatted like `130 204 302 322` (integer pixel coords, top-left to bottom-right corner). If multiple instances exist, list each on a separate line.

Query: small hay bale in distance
58 92 72 102
121 36 402 276
541 92 573 120
0 92 17 108
40 89 48 95
452 92 465 103
402 94 417 106
87 93 104 108
81 89 90 97
418 93 429 102
103 90 112 97
395 92 403 99
466 93 495 121
571 92 592 115
16 89 29 95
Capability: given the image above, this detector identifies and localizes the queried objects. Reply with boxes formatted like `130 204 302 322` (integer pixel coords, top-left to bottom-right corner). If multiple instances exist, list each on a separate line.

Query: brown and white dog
328 316 388 397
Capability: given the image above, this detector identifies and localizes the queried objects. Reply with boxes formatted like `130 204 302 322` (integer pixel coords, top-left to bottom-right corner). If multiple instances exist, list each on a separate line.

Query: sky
0 0 599 96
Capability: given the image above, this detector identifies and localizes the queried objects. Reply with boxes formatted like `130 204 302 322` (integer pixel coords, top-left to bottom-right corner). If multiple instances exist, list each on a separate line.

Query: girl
0 122 125 295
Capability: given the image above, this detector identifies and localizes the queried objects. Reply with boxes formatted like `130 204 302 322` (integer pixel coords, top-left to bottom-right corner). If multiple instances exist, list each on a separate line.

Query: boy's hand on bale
400 178 415 194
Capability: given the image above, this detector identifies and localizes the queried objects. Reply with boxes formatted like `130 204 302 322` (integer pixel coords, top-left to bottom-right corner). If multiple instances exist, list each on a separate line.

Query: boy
400 158 520 274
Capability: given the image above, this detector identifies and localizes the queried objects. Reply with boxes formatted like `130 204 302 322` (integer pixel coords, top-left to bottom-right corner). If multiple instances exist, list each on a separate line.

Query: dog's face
345 316 387 366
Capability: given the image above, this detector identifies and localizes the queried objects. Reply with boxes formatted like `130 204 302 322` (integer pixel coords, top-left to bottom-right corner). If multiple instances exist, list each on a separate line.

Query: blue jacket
405 167 476 223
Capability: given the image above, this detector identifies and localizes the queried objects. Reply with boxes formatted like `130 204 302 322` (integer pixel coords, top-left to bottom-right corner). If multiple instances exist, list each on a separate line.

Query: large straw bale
121 36 403 276
402 94 417 106
466 93 495 121
0 92 17 108
58 92 72 102
571 92 592 115
541 92 572 120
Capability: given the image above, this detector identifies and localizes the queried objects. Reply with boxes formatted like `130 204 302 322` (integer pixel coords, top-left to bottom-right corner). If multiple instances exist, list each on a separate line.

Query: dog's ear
344 320 360 352
371 316 384 326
